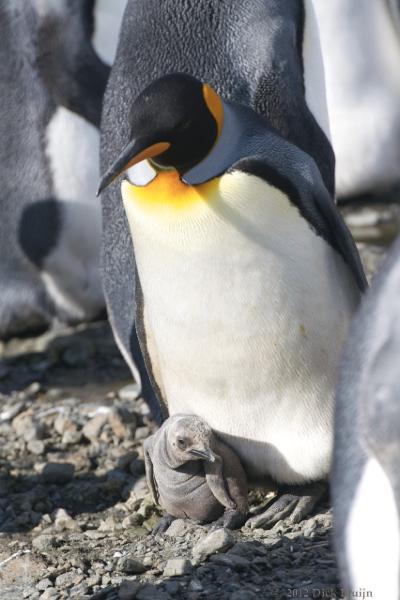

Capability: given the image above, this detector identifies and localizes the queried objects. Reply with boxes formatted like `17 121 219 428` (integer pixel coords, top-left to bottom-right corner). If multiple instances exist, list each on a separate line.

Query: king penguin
333 236 400 599
0 0 125 339
100 0 335 425
99 73 367 526
313 0 400 203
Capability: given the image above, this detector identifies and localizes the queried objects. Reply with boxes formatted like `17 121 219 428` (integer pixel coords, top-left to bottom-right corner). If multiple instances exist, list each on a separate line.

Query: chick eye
177 438 186 449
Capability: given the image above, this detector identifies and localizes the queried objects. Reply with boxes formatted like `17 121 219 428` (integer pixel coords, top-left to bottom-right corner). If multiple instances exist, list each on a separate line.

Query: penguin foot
210 509 248 531
152 514 176 536
245 482 326 530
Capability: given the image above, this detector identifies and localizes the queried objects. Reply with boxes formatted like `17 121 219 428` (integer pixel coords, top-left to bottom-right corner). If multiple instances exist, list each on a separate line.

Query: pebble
118 383 140 401
209 553 250 570
117 556 148 574
36 578 53 591
32 534 56 552
54 571 82 588
136 585 171 600
230 591 257 600
39 588 59 600
41 462 75 484
82 414 109 440
0 400 26 422
165 519 193 538
62 429 82 445
53 508 80 531
118 580 143 600
163 581 180 595
163 558 192 577
108 408 137 440
28 439 45 455
192 528 234 562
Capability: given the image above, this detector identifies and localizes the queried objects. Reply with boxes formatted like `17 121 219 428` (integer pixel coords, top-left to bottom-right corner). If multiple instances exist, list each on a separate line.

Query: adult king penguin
0 0 125 339
99 73 367 527
314 0 400 203
100 0 335 427
333 237 400 599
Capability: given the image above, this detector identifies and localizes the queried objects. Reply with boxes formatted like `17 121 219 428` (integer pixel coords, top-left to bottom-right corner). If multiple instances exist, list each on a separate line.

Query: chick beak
189 447 216 462
97 138 170 195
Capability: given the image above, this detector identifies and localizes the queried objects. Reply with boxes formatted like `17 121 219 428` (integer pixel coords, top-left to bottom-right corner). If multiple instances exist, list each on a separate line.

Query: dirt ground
0 204 398 600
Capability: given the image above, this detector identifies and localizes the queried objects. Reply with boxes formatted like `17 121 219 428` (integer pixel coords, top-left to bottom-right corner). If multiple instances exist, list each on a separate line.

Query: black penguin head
98 73 224 193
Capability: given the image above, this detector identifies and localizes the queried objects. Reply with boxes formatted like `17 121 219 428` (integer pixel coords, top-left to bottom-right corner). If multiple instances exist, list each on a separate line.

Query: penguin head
165 415 217 466
98 73 224 193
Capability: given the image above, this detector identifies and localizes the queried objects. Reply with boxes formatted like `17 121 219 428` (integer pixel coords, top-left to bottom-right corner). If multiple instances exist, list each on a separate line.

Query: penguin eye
177 438 186 450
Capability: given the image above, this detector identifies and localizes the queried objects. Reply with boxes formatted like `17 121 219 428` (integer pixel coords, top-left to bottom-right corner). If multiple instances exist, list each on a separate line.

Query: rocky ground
0 204 398 600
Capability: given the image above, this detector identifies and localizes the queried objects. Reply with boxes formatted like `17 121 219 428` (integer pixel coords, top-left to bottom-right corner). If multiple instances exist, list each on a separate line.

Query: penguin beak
97 138 170 195
189 447 216 462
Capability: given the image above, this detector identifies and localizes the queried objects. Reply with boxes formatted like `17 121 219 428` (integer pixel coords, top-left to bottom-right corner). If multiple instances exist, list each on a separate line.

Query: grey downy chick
143 414 248 533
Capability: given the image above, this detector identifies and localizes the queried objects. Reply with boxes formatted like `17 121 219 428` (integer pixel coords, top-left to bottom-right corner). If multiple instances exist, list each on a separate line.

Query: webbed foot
152 514 176 535
210 509 248 530
246 481 326 530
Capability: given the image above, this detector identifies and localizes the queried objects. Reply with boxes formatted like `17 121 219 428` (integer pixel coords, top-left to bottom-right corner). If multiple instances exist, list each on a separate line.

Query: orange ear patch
203 84 224 136
124 141 171 170
122 170 219 213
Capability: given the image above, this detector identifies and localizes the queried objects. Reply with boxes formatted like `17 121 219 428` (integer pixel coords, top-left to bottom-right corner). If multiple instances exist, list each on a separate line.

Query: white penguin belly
123 171 359 484
345 457 399 599
43 107 104 321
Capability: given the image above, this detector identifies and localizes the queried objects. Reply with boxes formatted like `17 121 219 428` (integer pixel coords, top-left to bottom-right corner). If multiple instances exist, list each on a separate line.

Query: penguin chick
143 414 248 533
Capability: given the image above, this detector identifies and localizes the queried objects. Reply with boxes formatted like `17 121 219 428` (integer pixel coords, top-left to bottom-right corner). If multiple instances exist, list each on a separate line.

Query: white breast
303 0 331 141
346 457 399 599
43 107 104 322
123 171 359 484
313 0 400 197
93 0 127 65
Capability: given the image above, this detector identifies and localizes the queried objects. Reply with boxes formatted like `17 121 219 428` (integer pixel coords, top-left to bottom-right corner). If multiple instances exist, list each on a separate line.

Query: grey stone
40 589 59 600
209 553 250 570
163 581 180 595
118 580 142 600
54 570 82 588
117 451 139 471
136 585 170 600
134 426 150 440
62 429 82 445
163 558 192 577
53 508 80 531
165 519 193 538
117 556 147 574
41 462 75 484
54 414 74 435
118 383 140 401
28 439 45 455
36 578 53 591
82 414 108 440
230 592 256 600
108 408 137 440
0 400 25 422
192 528 234 561
32 534 56 552
188 579 203 592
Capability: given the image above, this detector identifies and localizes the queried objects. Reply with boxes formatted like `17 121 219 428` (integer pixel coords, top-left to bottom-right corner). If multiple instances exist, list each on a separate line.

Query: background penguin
333 236 400 599
99 73 366 527
314 0 400 204
0 0 126 339
100 0 335 422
